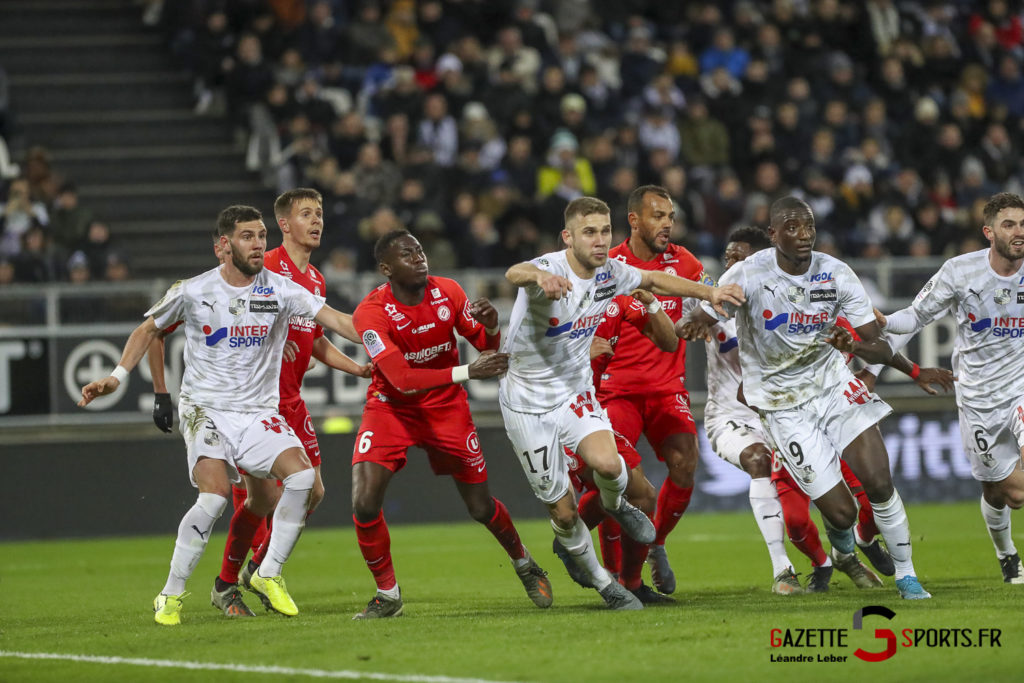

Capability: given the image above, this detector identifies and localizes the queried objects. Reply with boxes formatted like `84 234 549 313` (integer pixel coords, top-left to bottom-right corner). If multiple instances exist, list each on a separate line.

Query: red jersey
598 241 707 397
591 295 648 392
263 246 325 404
353 276 499 407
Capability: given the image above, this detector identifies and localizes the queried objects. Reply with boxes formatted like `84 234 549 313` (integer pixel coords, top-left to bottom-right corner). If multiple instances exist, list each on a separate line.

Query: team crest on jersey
314 286 321 296
994 288 1012 305
362 330 386 358
787 286 806 303
466 432 481 454
228 298 246 316
607 301 620 317
437 305 451 321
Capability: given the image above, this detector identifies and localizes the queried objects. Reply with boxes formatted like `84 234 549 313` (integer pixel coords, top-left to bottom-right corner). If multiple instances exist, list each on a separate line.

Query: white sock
162 492 227 595
513 549 532 570
379 585 401 600
592 454 629 511
259 469 314 577
871 490 916 579
981 495 1017 559
552 517 612 590
748 477 792 577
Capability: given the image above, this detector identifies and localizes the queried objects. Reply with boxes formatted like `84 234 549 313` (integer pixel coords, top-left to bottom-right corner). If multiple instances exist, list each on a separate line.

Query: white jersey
701 249 875 411
704 317 752 420
885 249 1024 410
500 250 643 413
147 265 325 412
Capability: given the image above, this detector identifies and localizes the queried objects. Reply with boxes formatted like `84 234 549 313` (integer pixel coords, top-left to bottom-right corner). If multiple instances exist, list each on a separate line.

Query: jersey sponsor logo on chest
411 322 436 334
546 313 604 339
762 309 830 334
289 316 317 331
405 341 452 363
966 312 1024 336
202 323 269 347
250 299 279 313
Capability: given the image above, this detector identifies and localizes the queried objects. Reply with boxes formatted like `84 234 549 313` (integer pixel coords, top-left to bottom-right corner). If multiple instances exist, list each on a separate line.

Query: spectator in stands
353 142 401 207
1 178 49 259
679 96 730 177
48 182 94 252
416 93 459 168
80 220 113 281
536 130 595 199
13 223 64 283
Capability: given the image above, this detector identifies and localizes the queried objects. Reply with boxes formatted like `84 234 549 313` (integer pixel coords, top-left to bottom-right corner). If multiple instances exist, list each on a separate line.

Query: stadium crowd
4 0 1024 284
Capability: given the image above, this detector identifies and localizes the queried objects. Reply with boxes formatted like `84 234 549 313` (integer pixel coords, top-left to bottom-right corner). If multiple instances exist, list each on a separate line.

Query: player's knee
197 492 228 520
466 496 496 524
282 467 315 493
739 447 772 478
550 507 578 530
829 504 858 530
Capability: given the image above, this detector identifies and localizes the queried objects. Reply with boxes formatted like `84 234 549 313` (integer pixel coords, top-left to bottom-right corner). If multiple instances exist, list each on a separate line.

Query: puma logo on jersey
763 284 777 295
201 300 215 310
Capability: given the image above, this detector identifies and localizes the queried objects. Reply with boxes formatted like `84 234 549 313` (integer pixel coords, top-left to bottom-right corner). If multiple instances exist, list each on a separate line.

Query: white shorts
500 387 612 504
758 375 892 499
958 396 1024 482
706 410 767 469
179 401 304 487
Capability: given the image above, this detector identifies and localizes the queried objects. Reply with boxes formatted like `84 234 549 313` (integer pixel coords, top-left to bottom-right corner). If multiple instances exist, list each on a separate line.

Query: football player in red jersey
595 185 712 596
349 230 552 619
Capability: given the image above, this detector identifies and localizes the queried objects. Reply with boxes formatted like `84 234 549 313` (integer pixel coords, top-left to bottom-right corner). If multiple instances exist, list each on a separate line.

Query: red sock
779 487 827 566
251 516 273 566
354 512 396 591
597 519 622 575
654 479 692 545
619 514 651 590
577 489 605 529
483 498 526 561
842 465 879 543
231 484 246 511
219 504 263 583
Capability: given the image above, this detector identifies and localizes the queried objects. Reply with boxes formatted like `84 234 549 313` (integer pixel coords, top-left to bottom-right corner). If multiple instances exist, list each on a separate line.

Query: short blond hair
564 197 610 227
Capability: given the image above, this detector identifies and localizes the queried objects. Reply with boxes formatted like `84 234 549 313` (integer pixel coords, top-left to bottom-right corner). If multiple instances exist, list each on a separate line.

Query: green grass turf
1 501 1022 683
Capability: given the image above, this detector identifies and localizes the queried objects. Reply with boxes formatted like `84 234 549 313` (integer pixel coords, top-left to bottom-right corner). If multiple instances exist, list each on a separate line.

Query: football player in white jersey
685 197 932 599
881 191 1024 584
78 205 362 624
500 196 744 609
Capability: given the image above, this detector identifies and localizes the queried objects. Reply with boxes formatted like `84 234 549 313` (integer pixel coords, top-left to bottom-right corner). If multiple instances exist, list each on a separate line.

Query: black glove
153 392 173 433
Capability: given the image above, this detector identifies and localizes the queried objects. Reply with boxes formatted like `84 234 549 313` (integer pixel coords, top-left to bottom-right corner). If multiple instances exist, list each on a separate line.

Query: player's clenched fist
590 336 614 360
469 297 499 329
629 288 655 305
709 283 745 316
78 377 120 407
824 324 856 353
536 272 572 300
468 350 510 379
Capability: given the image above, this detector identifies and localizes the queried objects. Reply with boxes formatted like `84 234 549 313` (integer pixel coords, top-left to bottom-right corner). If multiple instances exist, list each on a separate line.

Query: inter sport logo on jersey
202 324 269 347
716 331 738 353
545 313 604 339
763 309 830 334
967 312 1024 336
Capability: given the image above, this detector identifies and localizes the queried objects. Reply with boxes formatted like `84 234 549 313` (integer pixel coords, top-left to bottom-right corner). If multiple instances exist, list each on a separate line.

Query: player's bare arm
826 319 894 365
630 288 678 352
79 317 162 406
312 335 372 378
638 269 744 316
506 262 572 300
312 304 361 343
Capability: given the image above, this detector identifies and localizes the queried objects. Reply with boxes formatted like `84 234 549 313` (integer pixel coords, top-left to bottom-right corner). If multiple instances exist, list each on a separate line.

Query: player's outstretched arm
312 335 372 378
506 262 572 299
639 270 744 316
313 304 361 343
630 289 678 352
79 317 161 407
147 332 173 432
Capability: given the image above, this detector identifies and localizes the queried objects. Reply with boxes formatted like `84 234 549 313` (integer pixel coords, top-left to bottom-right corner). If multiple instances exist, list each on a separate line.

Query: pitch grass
1 502 1022 683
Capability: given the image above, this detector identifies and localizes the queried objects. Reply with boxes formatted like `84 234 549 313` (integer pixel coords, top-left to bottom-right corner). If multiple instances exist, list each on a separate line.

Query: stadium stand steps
1 0 269 280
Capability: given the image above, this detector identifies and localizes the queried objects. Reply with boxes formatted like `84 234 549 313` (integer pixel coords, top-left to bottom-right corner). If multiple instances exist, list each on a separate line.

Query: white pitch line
0 651 529 683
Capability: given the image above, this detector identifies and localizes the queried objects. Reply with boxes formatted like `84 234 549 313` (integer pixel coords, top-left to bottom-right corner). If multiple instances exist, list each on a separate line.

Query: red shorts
280 397 321 467
566 429 642 492
603 391 697 457
353 398 487 484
